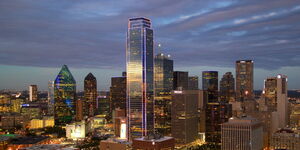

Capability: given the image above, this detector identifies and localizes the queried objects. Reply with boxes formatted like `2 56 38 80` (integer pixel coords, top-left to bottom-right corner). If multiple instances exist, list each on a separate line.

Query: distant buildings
54 65 76 126
126 17 154 139
202 71 218 103
171 90 199 144
84 73 97 117
97 91 111 120
76 99 84 121
236 60 254 101
29 85 37 102
220 72 235 103
173 71 188 90
154 53 173 136
221 117 263 150
188 76 199 90
47 81 54 115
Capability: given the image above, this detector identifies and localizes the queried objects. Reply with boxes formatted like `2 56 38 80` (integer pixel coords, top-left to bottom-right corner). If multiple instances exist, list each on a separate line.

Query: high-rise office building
221 117 263 150
171 90 199 144
110 73 126 112
236 60 253 101
205 102 232 144
188 76 199 90
220 72 235 103
173 71 188 90
48 81 54 115
264 74 288 129
54 65 76 126
154 53 173 136
126 17 154 139
202 71 218 103
84 73 97 117
76 99 84 121
29 85 38 102
98 91 111 120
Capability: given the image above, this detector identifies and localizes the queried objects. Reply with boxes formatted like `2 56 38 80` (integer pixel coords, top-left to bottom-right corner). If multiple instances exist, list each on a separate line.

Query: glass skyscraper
236 60 254 101
154 53 173 135
220 72 235 103
202 71 218 103
126 17 154 139
84 72 97 117
54 65 76 126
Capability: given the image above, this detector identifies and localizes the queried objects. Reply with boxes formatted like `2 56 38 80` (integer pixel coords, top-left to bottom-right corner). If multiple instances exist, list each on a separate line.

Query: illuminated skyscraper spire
54 65 76 126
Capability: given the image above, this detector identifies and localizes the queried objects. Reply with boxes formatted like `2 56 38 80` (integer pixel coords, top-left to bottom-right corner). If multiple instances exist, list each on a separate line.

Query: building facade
173 71 188 90
221 117 263 150
29 85 38 102
126 17 154 139
236 60 253 101
154 53 173 136
220 72 235 103
188 76 199 90
171 90 199 144
54 65 76 126
110 74 126 113
202 71 218 103
84 73 97 117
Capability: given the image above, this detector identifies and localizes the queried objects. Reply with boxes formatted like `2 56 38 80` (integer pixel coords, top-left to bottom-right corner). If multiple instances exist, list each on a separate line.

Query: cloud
0 0 299 70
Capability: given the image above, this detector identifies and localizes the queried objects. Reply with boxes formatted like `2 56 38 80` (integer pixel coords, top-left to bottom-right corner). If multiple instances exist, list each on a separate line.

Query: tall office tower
188 76 199 90
54 65 76 126
98 91 111 120
221 117 263 150
220 72 235 103
29 85 38 102
126 17 154 139
76 99 84 121
202 71 218 103
110 73 126 113
236 60 254 101
264 74 288 129
84 73 97 117
205 102 232 144
173 71 188 90
48 81 54 115
171 90 199 144
154 53 173 135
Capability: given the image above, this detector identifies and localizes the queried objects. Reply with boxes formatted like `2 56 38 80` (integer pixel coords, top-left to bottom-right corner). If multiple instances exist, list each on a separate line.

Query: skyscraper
236 60 253 101
264 74 288 129
154 53 173 135
173 71 188 90
171 90 199 144
202 71 218 103
48 81 54 115
221 117 263 150
126 17 154 139
29 85 38 102
54 65 76 126
110 73 126 112
188 76 199 90
220 72 235 103
84 73 97 117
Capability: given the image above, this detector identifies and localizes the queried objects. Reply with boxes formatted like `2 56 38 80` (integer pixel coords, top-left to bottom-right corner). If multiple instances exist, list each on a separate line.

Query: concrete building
132 136 175 150
270 128 300 150
173 71 188 90
188 76 199 90
221 117 263 150
171 90 199 144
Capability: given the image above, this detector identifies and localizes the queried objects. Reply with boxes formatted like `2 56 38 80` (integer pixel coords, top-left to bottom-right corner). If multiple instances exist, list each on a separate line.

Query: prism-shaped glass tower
54 65 76 126
126 17 154 139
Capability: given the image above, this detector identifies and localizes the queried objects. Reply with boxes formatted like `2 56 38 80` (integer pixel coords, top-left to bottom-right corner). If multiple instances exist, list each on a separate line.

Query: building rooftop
223 116 261 126
19 144 79 150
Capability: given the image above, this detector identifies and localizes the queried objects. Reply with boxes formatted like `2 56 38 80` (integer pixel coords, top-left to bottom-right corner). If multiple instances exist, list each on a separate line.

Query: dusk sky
0 0 300 91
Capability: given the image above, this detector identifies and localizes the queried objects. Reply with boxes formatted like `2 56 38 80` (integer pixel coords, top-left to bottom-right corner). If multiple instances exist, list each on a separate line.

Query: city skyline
1 0 300 90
